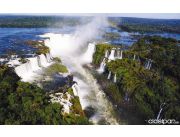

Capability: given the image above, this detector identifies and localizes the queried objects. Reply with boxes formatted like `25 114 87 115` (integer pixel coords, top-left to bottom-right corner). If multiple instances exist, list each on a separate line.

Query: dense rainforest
93 36 180 124
109 17 180 33
0 15 180 34
0 15 82 28
0 65 89 124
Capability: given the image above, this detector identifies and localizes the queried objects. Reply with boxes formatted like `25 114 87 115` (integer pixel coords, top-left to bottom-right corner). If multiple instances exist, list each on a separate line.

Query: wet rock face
42 73 74 92
84 106 97 119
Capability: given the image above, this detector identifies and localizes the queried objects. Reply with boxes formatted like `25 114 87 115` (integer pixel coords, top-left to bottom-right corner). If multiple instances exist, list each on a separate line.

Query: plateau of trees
0 65 89 124
93 36 180 124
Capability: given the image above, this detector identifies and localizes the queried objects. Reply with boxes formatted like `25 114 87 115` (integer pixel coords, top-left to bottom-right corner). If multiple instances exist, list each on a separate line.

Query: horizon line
0 13 180 20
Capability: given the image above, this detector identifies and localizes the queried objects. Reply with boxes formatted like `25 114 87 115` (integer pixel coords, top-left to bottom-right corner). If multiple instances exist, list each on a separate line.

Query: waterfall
116 50 120 59
10 55 18 60
72 83 79 96
42 33 119 124
148 61 152 70
145 59 152 70
105 50 109 58
15 61 33 81
49 52 53 60
113 73 117 83
81 43 96 64
45 53 52 63
26 60 32 72
108 48 115 60
28 57 41 71
119 50 123 59
133 54 136 60
156 108 163 120
97 58 106 73
116 49 123 59
37 56 41 67
156 103 166 120
7 58 21 66
147 60 150 69
15 57 39 81
144 61 148 69
107 71 111 79
39 54 49 67
15 54 51 82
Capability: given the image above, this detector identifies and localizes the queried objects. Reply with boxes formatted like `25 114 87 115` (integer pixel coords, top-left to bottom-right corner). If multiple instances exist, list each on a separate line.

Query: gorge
0 16 179 125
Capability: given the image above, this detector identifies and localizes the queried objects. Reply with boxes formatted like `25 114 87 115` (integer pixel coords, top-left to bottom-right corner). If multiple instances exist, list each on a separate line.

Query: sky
4 13 180 19
107 13 180 19
0 0 180 19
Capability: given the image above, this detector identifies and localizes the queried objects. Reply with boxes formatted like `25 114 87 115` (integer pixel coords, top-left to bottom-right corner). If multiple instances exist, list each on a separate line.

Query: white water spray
105 50 109 58
145 59 152 70
42 16 119 124
113 73 117 83
81 43 96 64
119 50 123 59
107 71 112 80
98 58 106 73
156 102 166 120
15 54 51 82
108 48 116 61
133 54 136 60
72 83 79 96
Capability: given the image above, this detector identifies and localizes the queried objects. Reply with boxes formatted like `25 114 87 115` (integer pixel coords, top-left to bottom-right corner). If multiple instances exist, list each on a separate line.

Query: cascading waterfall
116 49 120 59
105 50 109 58
72 83 79 96
133 54 136 60
28 57 41 71
98 58 106 73
156 102 166 120
157 108 163 120
26 60 32 72
39 54 49 67
119 50 123 59
81 43 96 64
15 61 33 81
148 60 152 70
115 49 123 60
145 60 149 69
48 52 53 60
45 53 52 63
43 32 119 125
145 59 152 70
15 54 51 82
108 48 116 61
71 63 119 124
113 73 117 83
10 55 18 60
107 71 111 79
37 56 42 67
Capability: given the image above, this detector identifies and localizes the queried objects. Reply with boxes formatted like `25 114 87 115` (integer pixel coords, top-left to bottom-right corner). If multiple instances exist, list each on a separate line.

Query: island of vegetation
25 40 50 55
